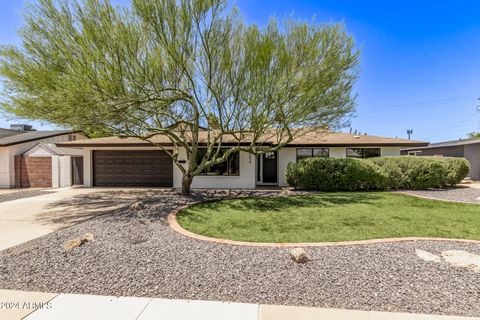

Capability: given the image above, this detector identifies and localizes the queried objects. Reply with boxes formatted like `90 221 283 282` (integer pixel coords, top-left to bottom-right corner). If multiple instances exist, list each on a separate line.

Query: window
346 148 381 159
264 151 276 159
408 151 422 156
296 148 329 161
196 148 240 176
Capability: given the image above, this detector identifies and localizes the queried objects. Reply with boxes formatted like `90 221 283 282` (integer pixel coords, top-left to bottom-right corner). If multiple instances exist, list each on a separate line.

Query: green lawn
176 192 480 243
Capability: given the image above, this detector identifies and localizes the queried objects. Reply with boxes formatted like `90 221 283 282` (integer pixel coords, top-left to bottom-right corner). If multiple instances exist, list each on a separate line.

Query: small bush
442 157 470 186
287 156 470 191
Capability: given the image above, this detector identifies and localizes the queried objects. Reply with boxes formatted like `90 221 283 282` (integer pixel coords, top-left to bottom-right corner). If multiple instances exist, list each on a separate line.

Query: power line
426 112 479 140
366 95 477 110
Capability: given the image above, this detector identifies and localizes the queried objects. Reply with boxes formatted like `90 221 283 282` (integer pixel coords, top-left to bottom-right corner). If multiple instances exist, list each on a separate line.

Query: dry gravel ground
0 189 55 203
0 190 480 317
402 186 480 204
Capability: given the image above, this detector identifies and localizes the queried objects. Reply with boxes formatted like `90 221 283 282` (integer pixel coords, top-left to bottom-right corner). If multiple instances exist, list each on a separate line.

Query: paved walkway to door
0 187 155 250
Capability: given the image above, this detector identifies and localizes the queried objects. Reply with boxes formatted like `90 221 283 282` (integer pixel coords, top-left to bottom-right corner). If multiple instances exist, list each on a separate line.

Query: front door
257 151 278 184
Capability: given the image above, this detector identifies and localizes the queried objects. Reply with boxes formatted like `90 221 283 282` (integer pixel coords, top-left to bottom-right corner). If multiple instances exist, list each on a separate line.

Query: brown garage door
93 151 173 187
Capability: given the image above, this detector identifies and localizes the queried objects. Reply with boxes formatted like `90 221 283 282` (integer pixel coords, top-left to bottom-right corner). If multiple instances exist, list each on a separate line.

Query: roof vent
10 124 36 131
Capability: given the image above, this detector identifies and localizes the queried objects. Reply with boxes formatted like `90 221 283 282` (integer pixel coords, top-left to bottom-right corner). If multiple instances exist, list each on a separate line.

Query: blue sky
1 0 480 142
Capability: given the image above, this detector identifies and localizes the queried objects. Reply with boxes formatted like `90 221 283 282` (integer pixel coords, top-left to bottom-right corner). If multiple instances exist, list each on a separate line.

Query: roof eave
56 141 429 148
0 130 83 147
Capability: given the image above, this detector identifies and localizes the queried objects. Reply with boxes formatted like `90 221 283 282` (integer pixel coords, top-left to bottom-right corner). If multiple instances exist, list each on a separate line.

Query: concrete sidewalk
0 290 478 320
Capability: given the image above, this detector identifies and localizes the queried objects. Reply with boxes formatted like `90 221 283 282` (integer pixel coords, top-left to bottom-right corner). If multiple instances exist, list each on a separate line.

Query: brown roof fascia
0 131 83 147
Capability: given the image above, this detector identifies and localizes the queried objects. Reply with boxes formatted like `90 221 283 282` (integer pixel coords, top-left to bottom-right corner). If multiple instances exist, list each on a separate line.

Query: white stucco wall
278 148 296 187
52 155 73 188
175 149 256 189
0 148 10 188
83 149 93 187
0 132 86 188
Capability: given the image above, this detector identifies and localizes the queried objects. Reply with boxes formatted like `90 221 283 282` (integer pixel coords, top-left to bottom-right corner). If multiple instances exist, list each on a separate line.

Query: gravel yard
0 190 479 317
401 186 480 204
0 189 55 203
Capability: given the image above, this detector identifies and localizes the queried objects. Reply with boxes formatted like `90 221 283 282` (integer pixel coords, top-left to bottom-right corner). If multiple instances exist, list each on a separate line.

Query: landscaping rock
415 249 441 263
63 233 95 250
289 248 312 263
63 238 83 250
402 188 480 204
130 201 145 211
441 250 480 273
82 232 95 242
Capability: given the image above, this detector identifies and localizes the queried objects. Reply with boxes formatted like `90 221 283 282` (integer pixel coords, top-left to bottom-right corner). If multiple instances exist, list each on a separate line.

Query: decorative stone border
167 203 480 248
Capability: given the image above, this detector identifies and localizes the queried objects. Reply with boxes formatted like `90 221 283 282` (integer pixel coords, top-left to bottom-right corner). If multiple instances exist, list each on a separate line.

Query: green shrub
369 157 445 189
442 157 470 186
370 157 470 189
286 161 299 188
370 157 407 189
287 156 470 191
287 157 387 191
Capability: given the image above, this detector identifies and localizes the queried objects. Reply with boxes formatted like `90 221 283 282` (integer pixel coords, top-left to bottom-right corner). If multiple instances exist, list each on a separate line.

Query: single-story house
57 131 427 189
401 138 480 180
0 124 87 188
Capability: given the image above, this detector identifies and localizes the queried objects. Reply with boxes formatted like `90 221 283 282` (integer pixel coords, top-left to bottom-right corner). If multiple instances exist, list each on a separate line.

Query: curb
167 204 480 248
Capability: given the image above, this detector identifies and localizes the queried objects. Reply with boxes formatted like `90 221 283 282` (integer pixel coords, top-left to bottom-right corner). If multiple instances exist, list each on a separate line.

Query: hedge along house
0 124 87 188
57 130 428 189
401 138 480 180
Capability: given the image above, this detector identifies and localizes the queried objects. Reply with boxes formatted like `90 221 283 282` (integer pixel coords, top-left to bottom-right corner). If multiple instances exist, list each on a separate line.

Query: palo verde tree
0 0 359 195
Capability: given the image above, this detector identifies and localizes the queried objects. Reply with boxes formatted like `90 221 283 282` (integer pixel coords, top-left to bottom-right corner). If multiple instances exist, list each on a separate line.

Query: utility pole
476 99 480 135
407 129 413 140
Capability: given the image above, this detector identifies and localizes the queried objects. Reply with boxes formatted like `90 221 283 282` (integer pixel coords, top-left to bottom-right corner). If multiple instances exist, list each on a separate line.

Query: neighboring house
57 130 427 189
0 125 87 188
401 138 480 180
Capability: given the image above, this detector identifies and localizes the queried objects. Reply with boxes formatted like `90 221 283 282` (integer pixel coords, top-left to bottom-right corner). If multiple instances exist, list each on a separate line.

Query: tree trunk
181 175 193 196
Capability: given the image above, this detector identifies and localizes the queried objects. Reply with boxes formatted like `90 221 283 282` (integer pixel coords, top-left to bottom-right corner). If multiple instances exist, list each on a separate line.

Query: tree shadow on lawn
181 192 384 218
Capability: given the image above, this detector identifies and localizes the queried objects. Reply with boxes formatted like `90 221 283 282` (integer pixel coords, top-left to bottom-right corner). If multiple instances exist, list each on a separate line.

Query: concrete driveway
0 187 154 250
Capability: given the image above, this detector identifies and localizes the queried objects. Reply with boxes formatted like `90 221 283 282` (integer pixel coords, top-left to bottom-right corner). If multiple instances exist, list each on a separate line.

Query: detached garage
92 150 173 187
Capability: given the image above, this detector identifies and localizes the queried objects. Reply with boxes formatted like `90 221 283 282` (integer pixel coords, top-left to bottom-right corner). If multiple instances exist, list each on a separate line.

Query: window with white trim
346 148 381 159
196 148 240 176
296 148 329 161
